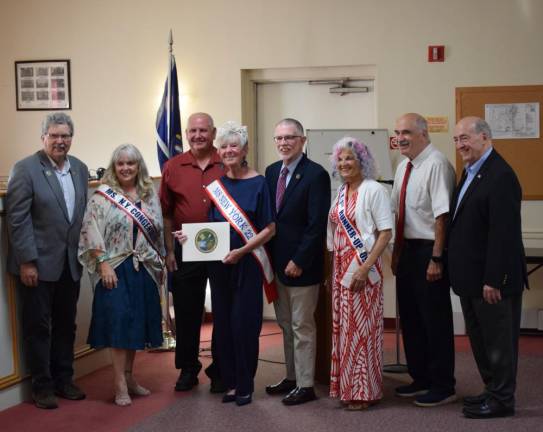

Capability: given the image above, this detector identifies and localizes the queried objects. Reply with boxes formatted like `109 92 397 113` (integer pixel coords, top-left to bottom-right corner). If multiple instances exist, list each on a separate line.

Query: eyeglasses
46 133 72 141
273 135 302 143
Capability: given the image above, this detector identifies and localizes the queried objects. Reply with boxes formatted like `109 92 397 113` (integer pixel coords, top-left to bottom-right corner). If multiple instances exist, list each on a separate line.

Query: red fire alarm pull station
428 45 445 62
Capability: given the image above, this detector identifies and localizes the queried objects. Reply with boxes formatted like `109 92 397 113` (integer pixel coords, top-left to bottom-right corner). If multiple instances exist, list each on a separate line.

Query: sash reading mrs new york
337 184 381 285
96 185 162 258
205 179 278 303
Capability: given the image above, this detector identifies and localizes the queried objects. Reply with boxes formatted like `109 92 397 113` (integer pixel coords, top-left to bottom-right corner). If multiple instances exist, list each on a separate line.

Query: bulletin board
456 85 543 200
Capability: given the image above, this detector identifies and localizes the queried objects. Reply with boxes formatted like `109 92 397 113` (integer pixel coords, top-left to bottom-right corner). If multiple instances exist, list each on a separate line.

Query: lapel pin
45 170 52 176
477 174 482 179
295 174 301 180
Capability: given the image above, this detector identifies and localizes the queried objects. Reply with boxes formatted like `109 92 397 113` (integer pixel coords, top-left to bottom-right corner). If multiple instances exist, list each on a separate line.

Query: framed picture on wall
14 59 71 110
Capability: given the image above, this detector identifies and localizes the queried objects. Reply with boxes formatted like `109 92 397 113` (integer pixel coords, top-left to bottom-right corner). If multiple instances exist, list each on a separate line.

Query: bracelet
430 255 443 263
96 254 109 264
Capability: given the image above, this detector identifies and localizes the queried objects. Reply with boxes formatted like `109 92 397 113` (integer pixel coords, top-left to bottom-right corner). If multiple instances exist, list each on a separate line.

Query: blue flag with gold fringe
156 55 182 170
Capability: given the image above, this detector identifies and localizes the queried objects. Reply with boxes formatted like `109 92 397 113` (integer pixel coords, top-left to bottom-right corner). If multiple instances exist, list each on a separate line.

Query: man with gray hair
391 113 456 407
448 116 527 419
7 112 89 409
265 118 331 405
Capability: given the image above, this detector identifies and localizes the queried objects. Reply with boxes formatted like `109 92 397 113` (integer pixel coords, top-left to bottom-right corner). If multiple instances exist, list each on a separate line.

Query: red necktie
395 161 413 250
276 167 289 210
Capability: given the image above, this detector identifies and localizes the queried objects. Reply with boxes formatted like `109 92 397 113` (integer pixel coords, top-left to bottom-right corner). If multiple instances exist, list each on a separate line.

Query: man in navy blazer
264 118 331 405
6 113 88 409
447 117 527 419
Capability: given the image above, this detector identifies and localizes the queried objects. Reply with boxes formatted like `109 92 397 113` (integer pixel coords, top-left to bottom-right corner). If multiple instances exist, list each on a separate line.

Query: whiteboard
306 129 393 197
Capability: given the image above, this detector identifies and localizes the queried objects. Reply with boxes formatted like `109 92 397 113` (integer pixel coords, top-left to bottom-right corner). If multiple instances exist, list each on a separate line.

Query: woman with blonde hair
79 144 165 406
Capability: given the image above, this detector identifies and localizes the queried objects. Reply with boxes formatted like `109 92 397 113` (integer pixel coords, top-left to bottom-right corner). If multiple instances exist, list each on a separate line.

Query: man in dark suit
448 116 527 419
6 113 88 409
264 118 331 405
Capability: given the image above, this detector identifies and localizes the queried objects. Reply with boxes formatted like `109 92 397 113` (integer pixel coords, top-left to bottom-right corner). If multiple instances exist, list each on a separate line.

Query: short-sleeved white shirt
327 179 393 252
391 144 455 240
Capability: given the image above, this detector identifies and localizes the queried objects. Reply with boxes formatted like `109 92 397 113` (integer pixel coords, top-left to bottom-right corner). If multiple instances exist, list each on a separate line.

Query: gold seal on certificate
181 222 230 262
195 228 218 253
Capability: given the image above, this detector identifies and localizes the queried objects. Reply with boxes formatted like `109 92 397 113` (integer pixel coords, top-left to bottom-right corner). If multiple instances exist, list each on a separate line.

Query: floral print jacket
78 185 165 289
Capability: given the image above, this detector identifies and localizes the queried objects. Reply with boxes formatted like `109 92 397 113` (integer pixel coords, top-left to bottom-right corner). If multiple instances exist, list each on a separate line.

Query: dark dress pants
171 246 220 377
460 293 522 408
396 241 456 393
20 265 80 393
171 260 207 374
209 259 263 395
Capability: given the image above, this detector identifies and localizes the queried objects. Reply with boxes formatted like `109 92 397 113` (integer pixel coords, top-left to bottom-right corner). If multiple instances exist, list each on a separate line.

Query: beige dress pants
273 276 320 388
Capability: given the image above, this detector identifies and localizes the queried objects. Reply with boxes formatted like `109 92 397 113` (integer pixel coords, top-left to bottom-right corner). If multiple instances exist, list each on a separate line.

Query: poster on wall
485 102 539 139
14 60 71 111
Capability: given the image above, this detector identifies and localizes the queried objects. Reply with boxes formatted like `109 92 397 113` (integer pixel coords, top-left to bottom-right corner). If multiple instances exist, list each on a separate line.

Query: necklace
122 188 139 202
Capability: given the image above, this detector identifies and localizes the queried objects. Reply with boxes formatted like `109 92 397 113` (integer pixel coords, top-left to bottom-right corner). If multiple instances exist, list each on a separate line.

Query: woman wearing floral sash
79 144 165 406
327 137 392 410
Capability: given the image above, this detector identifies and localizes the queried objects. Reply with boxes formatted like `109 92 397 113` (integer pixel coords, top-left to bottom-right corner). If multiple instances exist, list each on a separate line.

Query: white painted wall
1 0 542 175
256 79 379 319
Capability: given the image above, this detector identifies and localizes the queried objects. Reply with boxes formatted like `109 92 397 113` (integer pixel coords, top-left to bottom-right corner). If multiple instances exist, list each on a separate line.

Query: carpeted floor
1 322 542 432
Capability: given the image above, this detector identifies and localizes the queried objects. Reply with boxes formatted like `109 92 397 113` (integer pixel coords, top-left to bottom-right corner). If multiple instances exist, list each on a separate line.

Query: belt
404 239 434 247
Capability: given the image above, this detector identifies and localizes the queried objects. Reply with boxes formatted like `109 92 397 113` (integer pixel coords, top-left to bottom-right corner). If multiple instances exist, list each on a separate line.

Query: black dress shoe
32 391 58 409
205 364 227 393
175 372 199 391
222 393 236 403
55 382 86 400
282 387 317 406
266 378 297 395
209 377 227 394
463 393 489 406
463 398 515 419
236 394 252 406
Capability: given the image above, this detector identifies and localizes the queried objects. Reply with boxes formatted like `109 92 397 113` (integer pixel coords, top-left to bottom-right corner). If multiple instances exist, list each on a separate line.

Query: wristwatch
430 255 443 263
96 254 109 264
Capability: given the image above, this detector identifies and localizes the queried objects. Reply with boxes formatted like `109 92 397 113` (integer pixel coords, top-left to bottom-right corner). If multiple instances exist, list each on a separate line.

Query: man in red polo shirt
160 112 225 392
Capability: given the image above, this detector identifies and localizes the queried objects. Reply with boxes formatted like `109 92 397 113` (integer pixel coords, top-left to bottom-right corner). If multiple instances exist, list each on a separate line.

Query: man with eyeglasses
265 118 331 405
6 112 89 409
447 117 527 419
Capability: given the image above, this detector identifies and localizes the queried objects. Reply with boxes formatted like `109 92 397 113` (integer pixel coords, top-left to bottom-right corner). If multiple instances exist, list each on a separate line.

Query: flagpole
155 30 177 352
167 30 173 157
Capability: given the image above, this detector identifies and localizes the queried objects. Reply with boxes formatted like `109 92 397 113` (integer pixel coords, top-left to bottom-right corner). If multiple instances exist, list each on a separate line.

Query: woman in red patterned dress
327 137 393 410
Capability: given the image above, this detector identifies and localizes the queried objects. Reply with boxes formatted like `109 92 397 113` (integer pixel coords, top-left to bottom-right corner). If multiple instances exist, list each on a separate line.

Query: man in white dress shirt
390 113 456 407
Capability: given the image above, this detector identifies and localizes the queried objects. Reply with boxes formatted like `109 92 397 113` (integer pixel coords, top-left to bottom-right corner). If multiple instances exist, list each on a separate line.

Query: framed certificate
15 59 71 110
181 222 230 262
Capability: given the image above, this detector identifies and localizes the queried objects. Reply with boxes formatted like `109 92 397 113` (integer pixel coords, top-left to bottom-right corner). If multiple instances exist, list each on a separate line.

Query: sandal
125 371 150 396
345 402 370 411
115 391 132 406
127 382 151 396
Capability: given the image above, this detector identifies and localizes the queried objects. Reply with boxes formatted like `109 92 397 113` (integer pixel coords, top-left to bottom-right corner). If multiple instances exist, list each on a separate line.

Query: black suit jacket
265 154 331 286
447 149 527 297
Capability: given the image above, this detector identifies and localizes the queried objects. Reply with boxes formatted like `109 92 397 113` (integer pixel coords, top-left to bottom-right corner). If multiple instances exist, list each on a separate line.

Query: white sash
96 184 162 257
337 184 381 285
205 179 277 303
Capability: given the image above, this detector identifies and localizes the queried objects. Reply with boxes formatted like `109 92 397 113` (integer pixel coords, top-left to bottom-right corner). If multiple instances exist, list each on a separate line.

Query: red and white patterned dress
329 188 384 402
